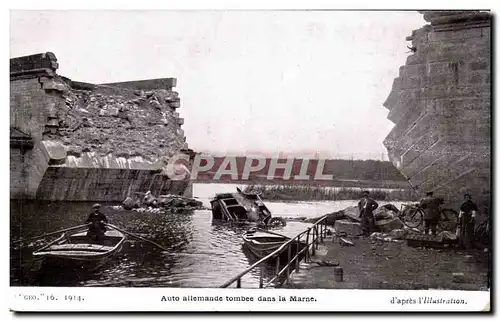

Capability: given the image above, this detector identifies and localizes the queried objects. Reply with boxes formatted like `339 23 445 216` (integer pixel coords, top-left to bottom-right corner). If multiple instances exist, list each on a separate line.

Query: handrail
220 214 329 288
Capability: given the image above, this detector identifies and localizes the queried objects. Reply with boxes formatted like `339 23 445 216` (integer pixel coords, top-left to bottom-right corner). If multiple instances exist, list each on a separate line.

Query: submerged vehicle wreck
210 187 285 226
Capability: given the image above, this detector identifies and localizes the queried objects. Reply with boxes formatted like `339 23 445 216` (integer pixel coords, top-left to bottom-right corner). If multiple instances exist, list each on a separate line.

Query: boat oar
105 223 171 252
105 223 220 257
12 224 90 245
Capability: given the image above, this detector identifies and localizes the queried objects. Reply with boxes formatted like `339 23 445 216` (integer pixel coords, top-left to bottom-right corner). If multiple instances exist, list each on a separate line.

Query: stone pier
383 11 491 215
10 52 193 201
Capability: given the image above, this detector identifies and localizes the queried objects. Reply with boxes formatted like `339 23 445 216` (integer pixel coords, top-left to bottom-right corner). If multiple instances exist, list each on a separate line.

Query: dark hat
426 191 434 196
362 190 370 195
92 203 101 209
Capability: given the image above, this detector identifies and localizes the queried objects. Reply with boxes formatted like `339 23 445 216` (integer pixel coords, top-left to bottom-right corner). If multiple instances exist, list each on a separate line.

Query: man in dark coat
419 192 442 236
358 191 379 236
86 203 108 242
457 193 478 248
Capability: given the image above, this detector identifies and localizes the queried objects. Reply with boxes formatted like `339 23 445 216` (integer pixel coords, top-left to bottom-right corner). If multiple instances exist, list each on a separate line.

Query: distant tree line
194 156 407 183
322 158 406 181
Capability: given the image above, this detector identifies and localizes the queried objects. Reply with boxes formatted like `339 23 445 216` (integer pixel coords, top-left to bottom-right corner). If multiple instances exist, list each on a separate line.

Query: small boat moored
242 228 306 261
32 227 126 271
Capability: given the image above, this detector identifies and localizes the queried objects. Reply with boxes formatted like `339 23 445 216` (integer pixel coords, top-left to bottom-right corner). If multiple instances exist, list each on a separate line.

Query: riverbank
244 185 417 202
284 235 490 291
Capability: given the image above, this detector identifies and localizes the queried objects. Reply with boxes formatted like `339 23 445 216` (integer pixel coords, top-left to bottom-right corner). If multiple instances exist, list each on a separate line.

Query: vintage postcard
8 6 492 313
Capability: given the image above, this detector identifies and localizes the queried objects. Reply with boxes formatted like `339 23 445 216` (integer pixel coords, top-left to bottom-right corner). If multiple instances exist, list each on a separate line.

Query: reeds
243 184 417 201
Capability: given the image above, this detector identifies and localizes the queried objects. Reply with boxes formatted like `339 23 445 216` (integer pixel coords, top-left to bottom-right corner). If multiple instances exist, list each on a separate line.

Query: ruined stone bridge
10 52 191 201
10 11 491 207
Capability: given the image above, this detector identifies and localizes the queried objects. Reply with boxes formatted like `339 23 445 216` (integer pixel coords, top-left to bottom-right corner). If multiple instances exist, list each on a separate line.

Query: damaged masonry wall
383 11 491 214
10 52 193 201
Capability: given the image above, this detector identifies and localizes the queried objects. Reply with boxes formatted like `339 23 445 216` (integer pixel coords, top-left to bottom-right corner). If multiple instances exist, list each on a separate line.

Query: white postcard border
9 287 491 312
4 0 498 316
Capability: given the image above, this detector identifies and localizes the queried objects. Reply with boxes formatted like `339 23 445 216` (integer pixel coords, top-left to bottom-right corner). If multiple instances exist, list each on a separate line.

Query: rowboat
32 227 126 271
242 229 305 261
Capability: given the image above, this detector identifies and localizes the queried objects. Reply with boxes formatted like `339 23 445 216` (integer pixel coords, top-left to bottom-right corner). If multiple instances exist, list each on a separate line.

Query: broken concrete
334 219 363 236
375 218 404 232
343 206 361 222
304 210 345 224
388 228 408 239
374 206 397 221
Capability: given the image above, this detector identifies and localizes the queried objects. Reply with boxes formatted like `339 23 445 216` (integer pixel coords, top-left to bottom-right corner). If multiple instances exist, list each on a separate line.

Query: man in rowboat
85 204 108 242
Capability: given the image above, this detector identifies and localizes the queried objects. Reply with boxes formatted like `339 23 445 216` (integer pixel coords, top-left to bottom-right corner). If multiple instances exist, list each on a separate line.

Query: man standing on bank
358 191 378 236
420 191 441 236
457 193 478 249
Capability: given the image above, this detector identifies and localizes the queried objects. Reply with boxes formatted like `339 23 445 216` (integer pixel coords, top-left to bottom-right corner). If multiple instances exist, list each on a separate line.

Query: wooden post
276 252 281 279
237 278 241 288
315 225 319 250
259 265 264 288
334 267 344 282
286 244 291 281
305 228 311 262
295 235 301 272
311 227 316 256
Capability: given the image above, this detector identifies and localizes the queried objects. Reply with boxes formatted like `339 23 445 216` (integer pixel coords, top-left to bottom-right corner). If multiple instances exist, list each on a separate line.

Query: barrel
334 267 343 282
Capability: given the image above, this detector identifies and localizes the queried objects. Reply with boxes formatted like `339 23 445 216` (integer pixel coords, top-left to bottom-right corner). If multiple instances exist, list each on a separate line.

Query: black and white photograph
8 6 492 312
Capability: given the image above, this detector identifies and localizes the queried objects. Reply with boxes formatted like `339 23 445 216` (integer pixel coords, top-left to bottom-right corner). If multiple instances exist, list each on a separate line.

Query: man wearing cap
85 204 108 242
419 191 442 236
358 191 379 236
457 193 478 248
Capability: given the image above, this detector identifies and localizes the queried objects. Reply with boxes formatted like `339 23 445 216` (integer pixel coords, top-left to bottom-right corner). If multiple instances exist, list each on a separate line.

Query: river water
10 183 408 288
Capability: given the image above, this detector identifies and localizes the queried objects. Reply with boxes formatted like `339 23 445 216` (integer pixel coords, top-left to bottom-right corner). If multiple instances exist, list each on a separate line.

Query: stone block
389 228 408 239
463 255 475 263
41 79 67 92
452 272 466 283
170 99 181 109
375 218 404 232
101 78 177 90
334 220 362 236
428 27 483 42
343 206 360 222
99 107 119 117
468 61 489 71
150 100 162 110
41 140 67 165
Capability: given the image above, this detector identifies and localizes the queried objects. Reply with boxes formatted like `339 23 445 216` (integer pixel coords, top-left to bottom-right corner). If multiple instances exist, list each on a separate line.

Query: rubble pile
55 77 186 162
332 205 404 237
405 231 458 248
304 210 344 224
158 194 204 211
119 193 205 213
369 227 420 243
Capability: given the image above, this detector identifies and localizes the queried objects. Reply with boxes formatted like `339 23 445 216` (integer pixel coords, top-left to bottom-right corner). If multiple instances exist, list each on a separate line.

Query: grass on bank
243 184 417 201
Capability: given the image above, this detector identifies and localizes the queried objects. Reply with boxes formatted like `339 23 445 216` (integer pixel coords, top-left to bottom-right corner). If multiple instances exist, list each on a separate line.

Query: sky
10 10 426 160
